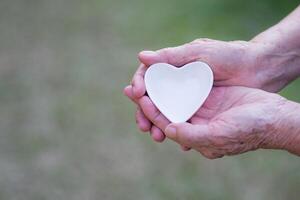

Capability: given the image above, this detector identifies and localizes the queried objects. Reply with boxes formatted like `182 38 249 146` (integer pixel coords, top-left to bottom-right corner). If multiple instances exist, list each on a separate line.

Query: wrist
278 100 300 155
249 40 300 92
263 98 300 155
250 14 300 92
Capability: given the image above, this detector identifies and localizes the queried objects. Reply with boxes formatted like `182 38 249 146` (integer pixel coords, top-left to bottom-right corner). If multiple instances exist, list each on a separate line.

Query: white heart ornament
144 61 213 123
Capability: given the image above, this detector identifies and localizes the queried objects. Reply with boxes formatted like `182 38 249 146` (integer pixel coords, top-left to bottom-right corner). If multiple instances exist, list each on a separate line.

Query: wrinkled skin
125 85 287 158
124 39 290 142
163 87 287 158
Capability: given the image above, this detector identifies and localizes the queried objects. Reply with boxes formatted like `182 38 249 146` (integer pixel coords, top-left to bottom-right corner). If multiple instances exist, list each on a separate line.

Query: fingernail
123 85 130 93
165 125 176 139
140 51 157 57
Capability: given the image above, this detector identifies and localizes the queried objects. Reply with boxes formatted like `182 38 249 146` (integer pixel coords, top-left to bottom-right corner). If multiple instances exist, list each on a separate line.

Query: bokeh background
1 0 300 199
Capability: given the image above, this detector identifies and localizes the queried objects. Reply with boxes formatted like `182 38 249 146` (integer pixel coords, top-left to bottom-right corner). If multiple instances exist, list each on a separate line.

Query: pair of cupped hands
124 38 294 159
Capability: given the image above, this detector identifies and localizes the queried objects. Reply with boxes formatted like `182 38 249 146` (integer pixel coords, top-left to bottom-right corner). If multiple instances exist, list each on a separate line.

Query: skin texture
124 6 300 158
126 85 298 158
162 87 288 158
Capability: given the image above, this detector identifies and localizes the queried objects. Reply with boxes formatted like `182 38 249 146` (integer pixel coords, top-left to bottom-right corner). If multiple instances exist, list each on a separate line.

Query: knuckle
206 152 224 159
159 48 172 62
139 125 148 132
204 153 218 160
198 147 224 159
190 38 213 45
151 112 167 130
160 47 171 55
190 39 203 44
198 149 217 159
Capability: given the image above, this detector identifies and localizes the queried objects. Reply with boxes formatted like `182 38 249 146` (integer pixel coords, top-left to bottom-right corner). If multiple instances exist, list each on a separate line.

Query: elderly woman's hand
124 38 300 142
127 85 300 158
163 86 299 158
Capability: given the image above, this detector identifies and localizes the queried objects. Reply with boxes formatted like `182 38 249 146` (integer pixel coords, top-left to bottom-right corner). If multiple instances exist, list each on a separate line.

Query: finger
181 145 191 151
150 126 166 143
164 123 210 148
131 64 147 98
138 43 203 67
139 96 170 131
136 106 152 132
123 85 138 104
124 85 152 132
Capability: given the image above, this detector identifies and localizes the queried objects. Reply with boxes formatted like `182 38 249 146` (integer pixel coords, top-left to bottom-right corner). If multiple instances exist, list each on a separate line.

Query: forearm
251 5 300 87
253 5 300 51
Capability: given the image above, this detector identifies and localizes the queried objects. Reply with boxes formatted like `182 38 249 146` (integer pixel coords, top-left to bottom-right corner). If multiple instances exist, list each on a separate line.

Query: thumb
138 43 201 67
164 123 209 147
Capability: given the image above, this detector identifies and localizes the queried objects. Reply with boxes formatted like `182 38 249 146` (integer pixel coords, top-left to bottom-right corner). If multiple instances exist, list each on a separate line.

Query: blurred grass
0 0 300 200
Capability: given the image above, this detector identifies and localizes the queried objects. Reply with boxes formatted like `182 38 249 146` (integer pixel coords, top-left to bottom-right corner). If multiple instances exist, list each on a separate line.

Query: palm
186 86 282 155
192 86 276 130
190 86 259 124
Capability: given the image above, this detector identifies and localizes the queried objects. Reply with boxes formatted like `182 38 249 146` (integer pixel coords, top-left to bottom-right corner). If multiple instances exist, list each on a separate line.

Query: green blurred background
1 0 300 199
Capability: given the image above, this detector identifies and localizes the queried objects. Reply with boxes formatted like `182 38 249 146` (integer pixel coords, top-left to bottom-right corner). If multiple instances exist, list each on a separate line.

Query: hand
135 38 293 94
162 86 291 158
124 38 292 142
136 86 291 158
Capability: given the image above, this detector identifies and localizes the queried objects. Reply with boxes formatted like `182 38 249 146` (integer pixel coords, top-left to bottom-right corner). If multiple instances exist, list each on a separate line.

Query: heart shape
144 61 213 123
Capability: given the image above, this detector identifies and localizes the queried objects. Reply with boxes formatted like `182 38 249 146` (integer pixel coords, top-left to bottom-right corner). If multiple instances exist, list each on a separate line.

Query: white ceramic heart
144 61 213 123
